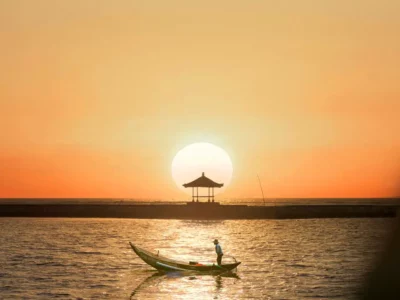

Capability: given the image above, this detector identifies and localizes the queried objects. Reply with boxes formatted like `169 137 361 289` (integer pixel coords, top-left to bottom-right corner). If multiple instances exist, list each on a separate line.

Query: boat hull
129 242 240 273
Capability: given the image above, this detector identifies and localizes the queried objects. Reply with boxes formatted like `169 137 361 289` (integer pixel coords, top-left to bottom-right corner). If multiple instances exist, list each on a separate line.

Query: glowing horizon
1 1 399 200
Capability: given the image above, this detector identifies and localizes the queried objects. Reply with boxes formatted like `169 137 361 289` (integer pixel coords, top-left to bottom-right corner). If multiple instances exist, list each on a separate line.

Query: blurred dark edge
362 194 400 299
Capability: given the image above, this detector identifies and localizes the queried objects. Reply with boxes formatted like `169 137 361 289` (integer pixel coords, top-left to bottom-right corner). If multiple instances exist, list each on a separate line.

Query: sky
1 0 399 200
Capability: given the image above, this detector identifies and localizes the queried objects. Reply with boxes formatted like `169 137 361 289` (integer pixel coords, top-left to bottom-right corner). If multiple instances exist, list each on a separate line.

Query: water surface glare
0 218 393 299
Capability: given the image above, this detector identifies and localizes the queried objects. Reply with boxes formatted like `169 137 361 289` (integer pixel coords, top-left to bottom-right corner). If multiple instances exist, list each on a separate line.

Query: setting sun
171 143 233 195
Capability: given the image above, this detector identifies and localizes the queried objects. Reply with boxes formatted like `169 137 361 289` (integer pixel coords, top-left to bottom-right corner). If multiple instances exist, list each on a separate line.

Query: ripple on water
0 218 393 299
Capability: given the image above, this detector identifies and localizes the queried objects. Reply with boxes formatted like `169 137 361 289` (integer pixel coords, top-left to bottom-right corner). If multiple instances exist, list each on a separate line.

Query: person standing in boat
213 239 223 265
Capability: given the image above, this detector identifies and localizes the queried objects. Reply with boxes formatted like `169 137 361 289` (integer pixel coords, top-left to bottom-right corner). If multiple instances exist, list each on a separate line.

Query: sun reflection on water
130 272 240 300
0 218 392 299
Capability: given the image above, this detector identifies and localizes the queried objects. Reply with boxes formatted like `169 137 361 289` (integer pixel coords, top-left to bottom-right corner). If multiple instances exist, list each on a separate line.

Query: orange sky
1 1 399 199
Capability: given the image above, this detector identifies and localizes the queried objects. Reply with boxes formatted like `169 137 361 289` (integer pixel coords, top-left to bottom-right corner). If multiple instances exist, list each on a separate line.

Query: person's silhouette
213 239 223 265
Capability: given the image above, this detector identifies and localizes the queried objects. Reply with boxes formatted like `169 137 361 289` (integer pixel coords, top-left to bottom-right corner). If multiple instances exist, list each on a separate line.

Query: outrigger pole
257 174 266 206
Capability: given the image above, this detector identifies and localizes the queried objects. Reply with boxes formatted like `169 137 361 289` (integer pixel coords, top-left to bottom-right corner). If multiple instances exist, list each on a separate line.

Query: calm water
0 218 393 299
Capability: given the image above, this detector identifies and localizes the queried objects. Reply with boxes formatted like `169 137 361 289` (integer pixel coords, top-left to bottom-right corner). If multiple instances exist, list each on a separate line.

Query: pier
0 202 397 219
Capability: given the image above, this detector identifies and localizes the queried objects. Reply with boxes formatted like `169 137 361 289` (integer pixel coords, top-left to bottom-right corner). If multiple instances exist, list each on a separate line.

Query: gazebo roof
183 172 224 188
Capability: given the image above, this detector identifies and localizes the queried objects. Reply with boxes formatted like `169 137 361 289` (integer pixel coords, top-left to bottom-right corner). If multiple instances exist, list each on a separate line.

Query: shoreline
0 203 398 219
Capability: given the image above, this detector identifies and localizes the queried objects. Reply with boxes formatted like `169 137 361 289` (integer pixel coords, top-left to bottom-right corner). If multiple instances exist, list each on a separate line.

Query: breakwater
0 202 397 219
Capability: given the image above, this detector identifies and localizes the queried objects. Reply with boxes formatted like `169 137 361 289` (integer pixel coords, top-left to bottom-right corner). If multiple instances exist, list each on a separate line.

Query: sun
171 142 233 195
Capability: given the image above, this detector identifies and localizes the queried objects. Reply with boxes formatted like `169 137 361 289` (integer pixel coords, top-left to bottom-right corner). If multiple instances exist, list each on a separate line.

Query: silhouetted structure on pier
183 172 223 202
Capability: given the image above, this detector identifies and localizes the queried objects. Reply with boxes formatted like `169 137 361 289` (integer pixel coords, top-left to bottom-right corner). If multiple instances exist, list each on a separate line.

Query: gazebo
183 172 224 202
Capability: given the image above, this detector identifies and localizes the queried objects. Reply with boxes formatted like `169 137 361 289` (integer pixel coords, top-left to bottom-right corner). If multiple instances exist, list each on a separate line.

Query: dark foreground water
0 218 393 299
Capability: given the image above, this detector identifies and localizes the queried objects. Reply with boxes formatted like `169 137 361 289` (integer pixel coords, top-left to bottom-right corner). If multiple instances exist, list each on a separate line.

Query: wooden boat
129 242 241 273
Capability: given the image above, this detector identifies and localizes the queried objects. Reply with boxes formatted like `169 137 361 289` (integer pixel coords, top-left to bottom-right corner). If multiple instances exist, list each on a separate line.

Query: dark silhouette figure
214 239 223 265
183 172 224 202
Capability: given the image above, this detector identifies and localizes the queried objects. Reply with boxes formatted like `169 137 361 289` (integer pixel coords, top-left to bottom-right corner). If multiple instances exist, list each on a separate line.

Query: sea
0 217 395 299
